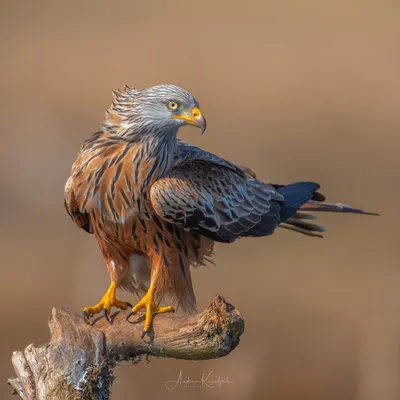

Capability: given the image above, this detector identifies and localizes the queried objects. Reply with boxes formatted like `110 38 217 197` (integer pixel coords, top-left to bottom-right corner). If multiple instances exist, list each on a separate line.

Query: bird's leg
126 267 174 339
82 282 132 324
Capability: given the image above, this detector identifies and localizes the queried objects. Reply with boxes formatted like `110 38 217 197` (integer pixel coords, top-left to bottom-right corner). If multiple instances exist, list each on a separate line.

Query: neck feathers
100 86 177 188
133 134 176 191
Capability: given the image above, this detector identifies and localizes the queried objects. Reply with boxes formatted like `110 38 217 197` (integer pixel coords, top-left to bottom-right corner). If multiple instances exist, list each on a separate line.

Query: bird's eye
168 101 179 111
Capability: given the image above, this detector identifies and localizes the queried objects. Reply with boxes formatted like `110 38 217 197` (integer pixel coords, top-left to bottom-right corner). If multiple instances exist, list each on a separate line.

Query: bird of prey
64 84 376 338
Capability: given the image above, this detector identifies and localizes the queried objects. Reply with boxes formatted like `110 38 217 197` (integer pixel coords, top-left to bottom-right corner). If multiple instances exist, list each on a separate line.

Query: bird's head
102 84 206 138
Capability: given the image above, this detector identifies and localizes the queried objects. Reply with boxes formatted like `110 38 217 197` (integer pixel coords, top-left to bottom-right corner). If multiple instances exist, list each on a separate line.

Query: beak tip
196 115 206 135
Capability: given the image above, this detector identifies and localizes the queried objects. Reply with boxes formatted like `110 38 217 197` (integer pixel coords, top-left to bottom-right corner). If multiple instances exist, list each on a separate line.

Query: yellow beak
171 106 206 134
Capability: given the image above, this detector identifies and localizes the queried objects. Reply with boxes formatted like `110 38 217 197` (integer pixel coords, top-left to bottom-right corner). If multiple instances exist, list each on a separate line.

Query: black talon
126 311 134 322
83 310 90 324
82 310 90 325
141 330 147 339
103 308 111 323
172 308 175 313
126 302 133 308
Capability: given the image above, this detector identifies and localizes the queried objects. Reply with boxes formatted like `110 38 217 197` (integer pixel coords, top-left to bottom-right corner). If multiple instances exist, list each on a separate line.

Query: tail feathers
301 201 379 216
289 211 317 220
275 182 378 238
280 218 326 238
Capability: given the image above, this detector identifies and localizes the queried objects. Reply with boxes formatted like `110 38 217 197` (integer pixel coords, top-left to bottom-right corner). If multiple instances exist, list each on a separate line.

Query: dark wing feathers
274 182 321 221
152 143 327 242
173 140 249 178
151 149 284 243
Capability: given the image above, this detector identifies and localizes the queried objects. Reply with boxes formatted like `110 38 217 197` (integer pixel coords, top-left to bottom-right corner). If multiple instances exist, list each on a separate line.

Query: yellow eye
168 100 179 110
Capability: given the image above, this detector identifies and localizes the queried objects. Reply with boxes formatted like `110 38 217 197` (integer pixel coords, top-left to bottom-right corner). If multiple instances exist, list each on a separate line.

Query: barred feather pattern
65 84 375 314
65 131 218 312
64 124 282 312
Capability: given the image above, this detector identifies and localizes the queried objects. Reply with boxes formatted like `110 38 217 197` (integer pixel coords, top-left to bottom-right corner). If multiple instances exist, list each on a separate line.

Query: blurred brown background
1 1 399 399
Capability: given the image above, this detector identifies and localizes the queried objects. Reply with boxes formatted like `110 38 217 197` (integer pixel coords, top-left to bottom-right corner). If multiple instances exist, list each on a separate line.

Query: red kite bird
64 84 376 338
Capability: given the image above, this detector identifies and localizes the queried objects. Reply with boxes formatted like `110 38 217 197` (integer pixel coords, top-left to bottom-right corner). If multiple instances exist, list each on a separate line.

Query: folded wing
151 146 284 243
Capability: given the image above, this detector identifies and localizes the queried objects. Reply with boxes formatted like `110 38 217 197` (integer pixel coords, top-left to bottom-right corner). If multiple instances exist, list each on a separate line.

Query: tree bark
7 295 244 399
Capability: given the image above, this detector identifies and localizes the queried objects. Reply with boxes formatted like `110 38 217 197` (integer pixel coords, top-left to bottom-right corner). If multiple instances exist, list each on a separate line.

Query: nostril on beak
192 107 201 118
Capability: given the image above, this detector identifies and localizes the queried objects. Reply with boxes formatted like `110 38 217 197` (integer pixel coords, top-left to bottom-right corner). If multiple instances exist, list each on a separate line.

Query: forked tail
276 182 378 238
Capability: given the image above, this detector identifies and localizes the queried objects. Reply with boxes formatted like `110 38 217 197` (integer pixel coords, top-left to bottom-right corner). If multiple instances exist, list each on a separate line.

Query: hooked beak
171 106 207 134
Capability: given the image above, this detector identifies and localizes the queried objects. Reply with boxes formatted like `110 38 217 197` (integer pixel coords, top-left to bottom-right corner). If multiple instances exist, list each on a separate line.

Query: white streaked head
102 84 206 138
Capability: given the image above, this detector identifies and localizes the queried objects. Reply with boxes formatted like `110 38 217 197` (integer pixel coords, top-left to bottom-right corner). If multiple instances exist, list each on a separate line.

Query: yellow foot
126 285 174 339
82 282 132 324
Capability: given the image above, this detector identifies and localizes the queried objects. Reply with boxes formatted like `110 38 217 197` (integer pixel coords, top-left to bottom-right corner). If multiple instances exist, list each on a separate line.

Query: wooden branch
7 295 244 399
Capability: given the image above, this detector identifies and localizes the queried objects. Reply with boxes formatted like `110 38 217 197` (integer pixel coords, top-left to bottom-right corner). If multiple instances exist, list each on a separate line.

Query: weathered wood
7 295 244 399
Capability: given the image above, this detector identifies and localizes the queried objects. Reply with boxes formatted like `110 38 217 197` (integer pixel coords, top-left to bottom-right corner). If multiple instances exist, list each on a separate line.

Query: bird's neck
133 131 178 191
101 120 179 189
